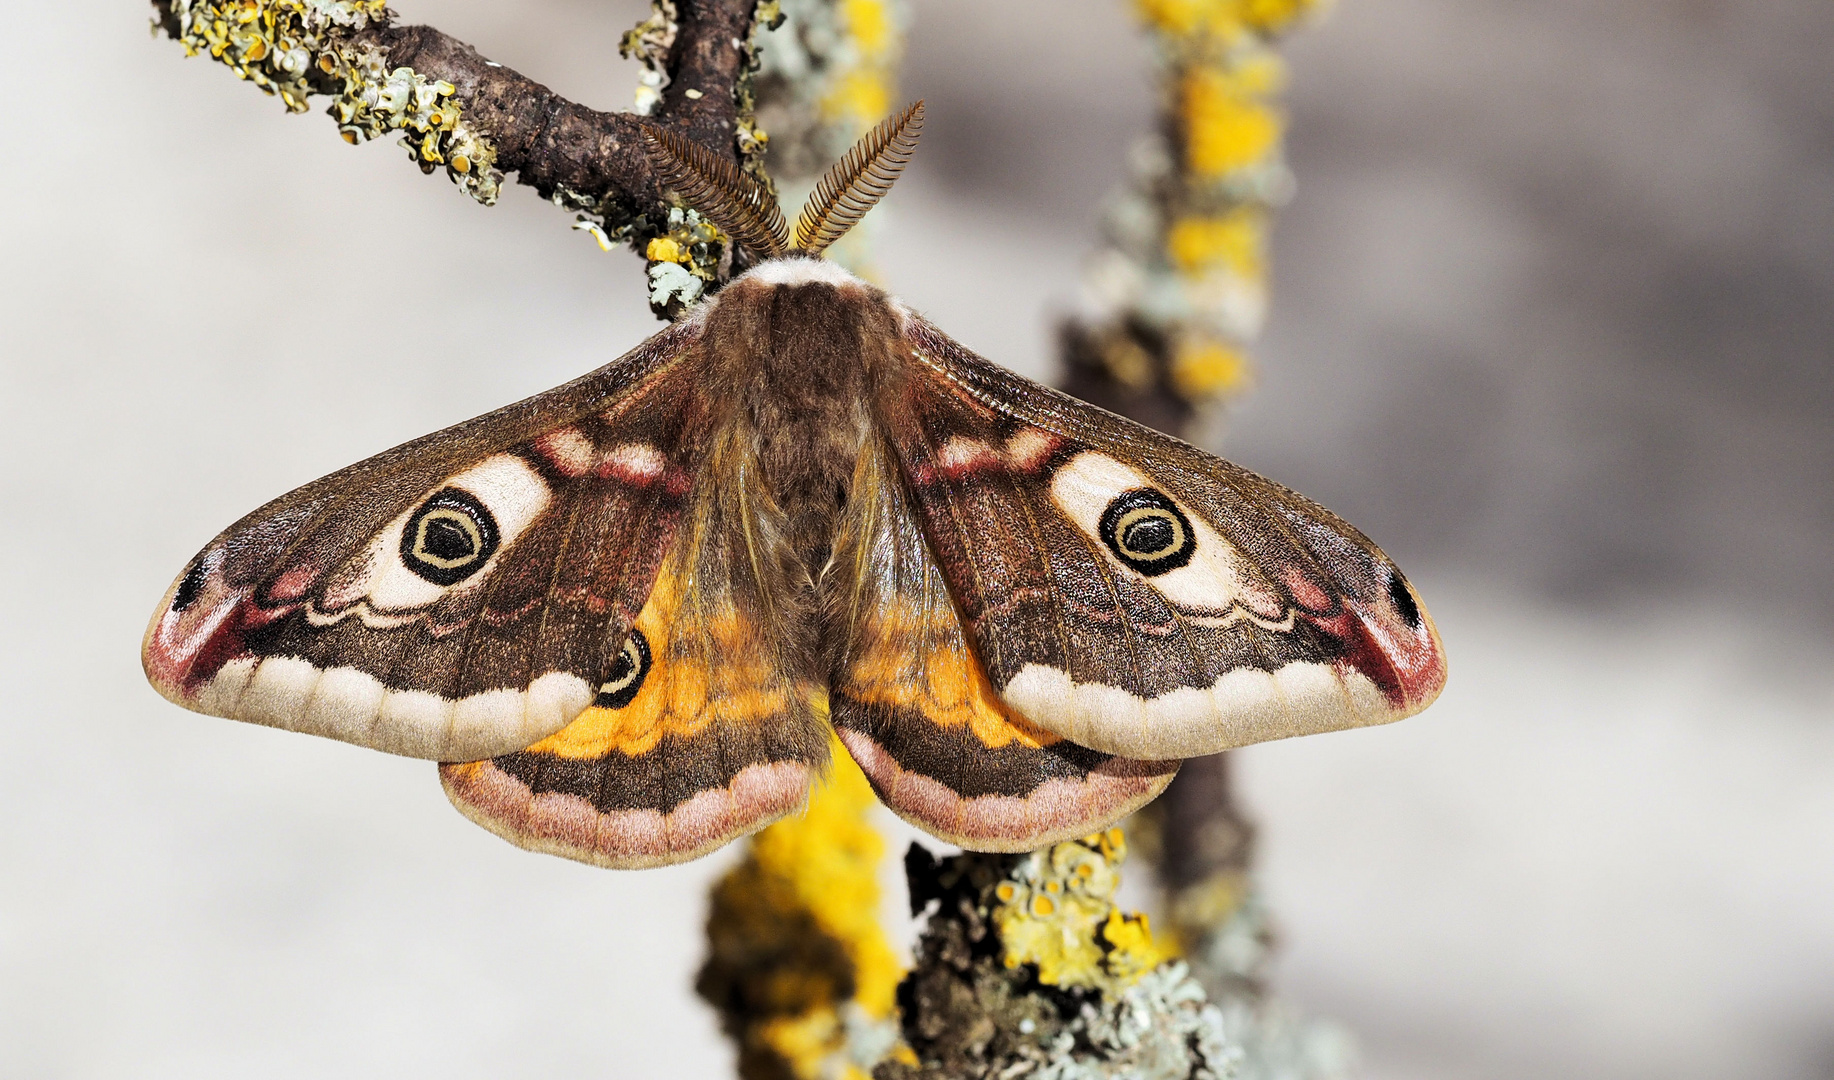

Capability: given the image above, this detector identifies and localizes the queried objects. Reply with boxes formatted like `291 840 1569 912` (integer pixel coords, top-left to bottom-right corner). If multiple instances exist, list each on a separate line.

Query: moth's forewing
142 321 716 761
439 477 829 868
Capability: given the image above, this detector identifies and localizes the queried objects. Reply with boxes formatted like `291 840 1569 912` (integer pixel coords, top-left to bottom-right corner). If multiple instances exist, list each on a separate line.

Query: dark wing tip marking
171 560 209 613
1386 569 1423 629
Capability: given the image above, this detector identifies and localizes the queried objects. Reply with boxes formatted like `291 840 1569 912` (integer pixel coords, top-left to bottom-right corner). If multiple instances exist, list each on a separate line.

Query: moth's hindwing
878 317 1448 761
441 427 830 869
828 442 1179 851
142 321 716 762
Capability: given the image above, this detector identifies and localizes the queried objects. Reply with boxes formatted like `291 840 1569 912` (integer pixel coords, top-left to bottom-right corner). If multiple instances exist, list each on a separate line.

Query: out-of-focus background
3 1 1830 1077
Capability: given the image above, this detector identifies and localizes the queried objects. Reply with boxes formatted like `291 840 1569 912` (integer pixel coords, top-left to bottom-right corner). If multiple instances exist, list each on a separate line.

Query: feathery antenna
793 101 925 256
641 127 789 259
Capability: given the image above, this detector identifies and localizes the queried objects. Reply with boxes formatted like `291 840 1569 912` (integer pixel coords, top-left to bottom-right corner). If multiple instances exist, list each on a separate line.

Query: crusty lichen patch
620 0 680 117
882 835 1239 1079
992 830 1174 996
159 0 502 202
640 207 726 312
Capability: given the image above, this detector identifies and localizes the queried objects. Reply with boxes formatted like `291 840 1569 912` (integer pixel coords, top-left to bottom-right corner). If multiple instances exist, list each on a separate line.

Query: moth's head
640 101 924 268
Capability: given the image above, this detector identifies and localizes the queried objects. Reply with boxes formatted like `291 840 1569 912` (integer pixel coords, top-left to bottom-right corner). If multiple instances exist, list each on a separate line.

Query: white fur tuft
739 258 867 289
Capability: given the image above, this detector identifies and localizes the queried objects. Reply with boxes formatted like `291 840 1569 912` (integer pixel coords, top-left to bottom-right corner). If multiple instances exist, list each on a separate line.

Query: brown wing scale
143 320 717 761
827 439 1179 850
872 313 1447 761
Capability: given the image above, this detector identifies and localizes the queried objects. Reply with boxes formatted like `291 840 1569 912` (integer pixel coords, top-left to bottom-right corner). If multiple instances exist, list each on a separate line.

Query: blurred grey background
2 1 1829 1078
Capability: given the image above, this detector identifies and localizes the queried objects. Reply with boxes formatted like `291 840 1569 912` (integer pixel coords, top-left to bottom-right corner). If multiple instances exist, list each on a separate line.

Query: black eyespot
400 488 500 586
1386 569 1422 629
172 561 209 613
595 629 652 709
1098 488 1196 576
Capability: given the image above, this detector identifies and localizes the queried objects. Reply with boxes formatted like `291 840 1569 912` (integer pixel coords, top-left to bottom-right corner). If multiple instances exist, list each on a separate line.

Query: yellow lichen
1171 335 1253 398
162 0 501 203
1166 207 1266 281
990 830 1173 996
821 68 893 134
645 236 689 263
749 732 903 1022
1181 63 1284 179
700 725 903 1080
1135 0 1325 39
840 0 894 57
813 0 902 147
1067 0 1319 412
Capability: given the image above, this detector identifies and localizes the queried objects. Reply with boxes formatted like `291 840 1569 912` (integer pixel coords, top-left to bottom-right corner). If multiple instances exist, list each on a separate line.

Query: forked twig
641 126 790 258
794 101 925 256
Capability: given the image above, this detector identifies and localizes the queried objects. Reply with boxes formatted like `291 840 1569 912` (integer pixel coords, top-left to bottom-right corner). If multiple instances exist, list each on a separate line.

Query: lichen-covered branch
879 834 1241 1080
1055 5 1359 1077
149 0 779 316
1060 0 1324 434
697 735 903 1080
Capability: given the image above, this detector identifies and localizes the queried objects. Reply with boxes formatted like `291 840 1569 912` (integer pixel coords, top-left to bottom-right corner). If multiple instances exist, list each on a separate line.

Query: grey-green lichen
619 0 679 117
881 836 1244 1080
732 0 785 166
1178 892 1358 1080
160 0 502 203
608 0 784 318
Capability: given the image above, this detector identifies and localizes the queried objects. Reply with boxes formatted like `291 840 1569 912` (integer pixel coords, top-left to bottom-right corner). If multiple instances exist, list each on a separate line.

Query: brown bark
150 0 761 233
363 23 668 209
655 0 757 151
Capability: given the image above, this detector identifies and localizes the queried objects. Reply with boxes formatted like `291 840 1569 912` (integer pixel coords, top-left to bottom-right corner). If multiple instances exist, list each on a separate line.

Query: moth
143 103 1446 869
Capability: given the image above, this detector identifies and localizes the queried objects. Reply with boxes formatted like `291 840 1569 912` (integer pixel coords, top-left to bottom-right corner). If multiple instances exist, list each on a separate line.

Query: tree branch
358 22 668 210
149 0 768 315
654 0 756 152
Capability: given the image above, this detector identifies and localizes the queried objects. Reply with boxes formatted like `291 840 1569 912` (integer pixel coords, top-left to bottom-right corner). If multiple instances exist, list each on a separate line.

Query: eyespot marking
595 629 652 709
400 488 500 586
1097 489 1196 576
172 561 209 613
